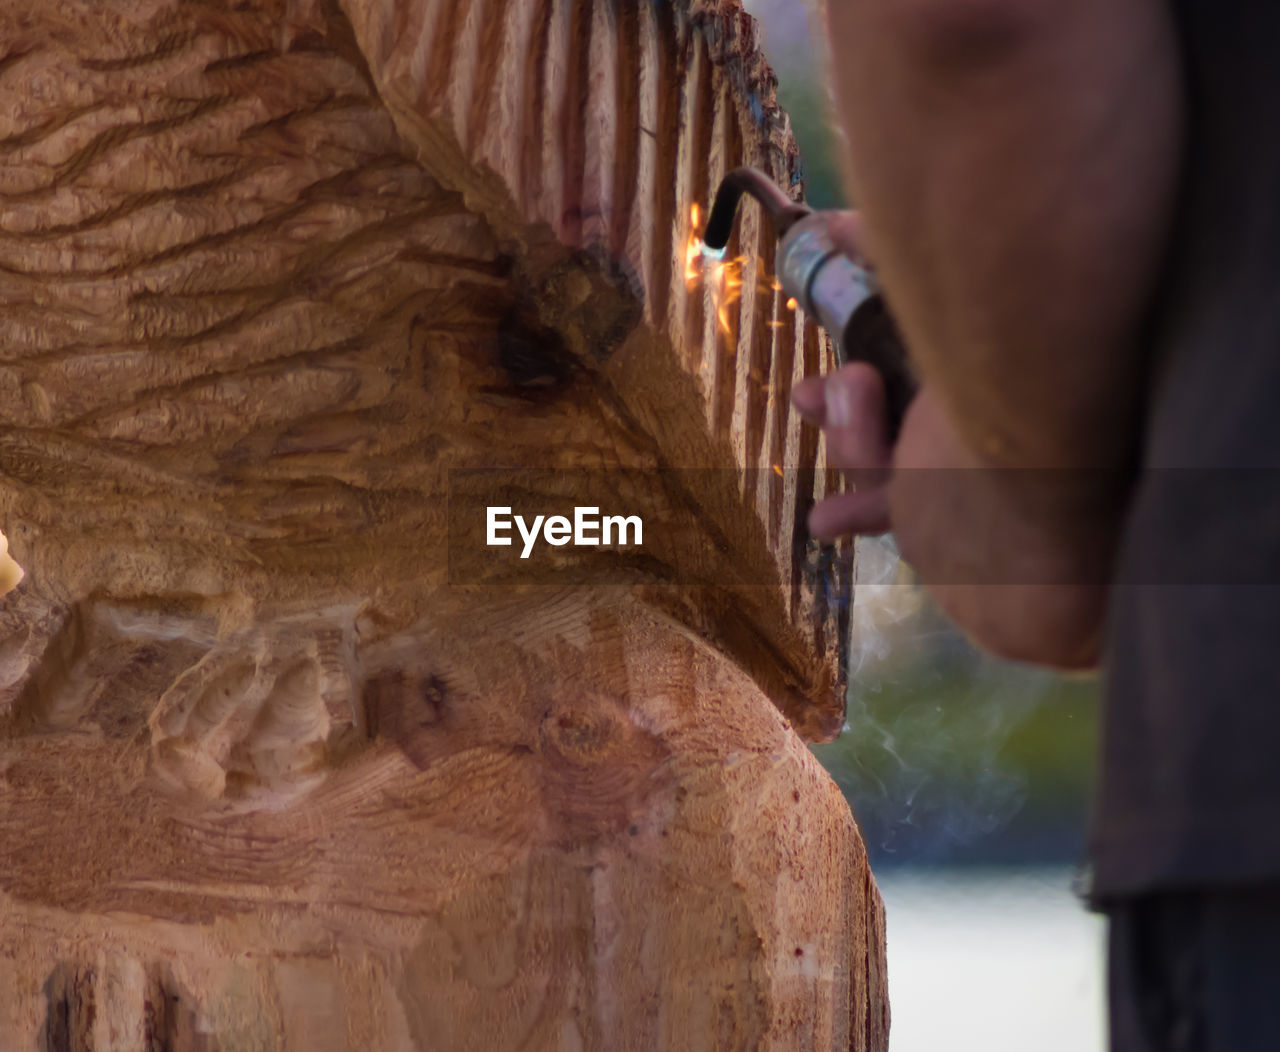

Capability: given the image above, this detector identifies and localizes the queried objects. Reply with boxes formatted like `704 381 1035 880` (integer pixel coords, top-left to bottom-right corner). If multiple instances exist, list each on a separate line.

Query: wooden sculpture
0 0 888 1047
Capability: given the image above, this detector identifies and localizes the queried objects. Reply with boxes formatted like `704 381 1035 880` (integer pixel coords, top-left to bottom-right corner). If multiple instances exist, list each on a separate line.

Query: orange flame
684 204 703 288
685 201 793 345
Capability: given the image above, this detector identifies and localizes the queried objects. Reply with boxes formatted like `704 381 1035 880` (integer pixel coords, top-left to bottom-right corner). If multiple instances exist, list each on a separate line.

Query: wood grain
0 0 886 1047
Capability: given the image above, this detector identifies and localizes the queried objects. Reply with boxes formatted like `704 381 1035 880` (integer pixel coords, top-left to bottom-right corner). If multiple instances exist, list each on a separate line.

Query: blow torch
701 167 917 437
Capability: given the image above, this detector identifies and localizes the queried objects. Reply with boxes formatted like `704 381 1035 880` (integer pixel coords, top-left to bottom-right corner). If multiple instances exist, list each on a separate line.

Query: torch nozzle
701 167 810 253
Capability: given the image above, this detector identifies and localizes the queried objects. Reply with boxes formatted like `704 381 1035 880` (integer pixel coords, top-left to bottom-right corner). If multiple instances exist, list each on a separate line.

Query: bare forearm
826 0 1183 472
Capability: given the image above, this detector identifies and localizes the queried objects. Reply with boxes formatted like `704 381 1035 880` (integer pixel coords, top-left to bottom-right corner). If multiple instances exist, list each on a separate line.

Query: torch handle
778 217 918 440
839 294 917 442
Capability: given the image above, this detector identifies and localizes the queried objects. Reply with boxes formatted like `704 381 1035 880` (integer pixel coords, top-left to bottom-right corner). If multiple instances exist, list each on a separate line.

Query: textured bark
0 0 887 1048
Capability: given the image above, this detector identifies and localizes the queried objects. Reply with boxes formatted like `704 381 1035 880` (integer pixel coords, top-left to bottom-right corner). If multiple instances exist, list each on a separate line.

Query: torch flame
684 200 794 345
685 204 704 288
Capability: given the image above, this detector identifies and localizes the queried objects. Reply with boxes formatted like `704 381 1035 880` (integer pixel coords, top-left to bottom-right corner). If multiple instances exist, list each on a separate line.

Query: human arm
800 0 1183 666
825 0 1182 471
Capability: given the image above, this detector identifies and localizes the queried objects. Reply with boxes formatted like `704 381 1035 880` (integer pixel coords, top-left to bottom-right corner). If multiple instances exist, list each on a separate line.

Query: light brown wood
0 0 887 1048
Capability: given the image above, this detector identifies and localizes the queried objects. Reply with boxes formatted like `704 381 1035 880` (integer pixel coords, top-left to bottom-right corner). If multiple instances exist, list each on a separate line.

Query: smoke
846 535 924 680
816 534 1076 867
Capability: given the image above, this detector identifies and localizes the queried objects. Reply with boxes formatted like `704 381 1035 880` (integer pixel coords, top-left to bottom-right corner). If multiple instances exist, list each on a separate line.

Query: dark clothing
1108 886 1280 1051
1093 0 1280 896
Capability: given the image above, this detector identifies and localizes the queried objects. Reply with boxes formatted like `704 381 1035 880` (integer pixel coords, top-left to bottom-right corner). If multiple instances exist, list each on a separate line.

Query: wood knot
494 309 576 396
364 669 460 770
541 707 617 765
536 697 670 846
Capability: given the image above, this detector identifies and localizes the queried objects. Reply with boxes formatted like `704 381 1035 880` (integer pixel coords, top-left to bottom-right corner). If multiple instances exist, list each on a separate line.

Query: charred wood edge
38 960 215 1052
142 964 214 1052
864 866 890 1049
40 964 94 1052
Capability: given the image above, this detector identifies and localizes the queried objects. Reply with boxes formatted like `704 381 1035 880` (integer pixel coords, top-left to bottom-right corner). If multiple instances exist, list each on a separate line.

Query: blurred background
738 4 1107 1049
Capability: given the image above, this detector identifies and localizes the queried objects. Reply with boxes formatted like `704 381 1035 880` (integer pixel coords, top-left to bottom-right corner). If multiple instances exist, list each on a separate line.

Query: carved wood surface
0 0 886 1048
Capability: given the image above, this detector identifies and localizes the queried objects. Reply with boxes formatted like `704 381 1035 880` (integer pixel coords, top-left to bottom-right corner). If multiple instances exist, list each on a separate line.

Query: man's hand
793 216 1114 669
795 364 1111 669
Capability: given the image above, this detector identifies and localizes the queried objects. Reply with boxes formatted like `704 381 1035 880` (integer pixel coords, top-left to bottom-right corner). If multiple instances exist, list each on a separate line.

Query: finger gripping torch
702 167 917 438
